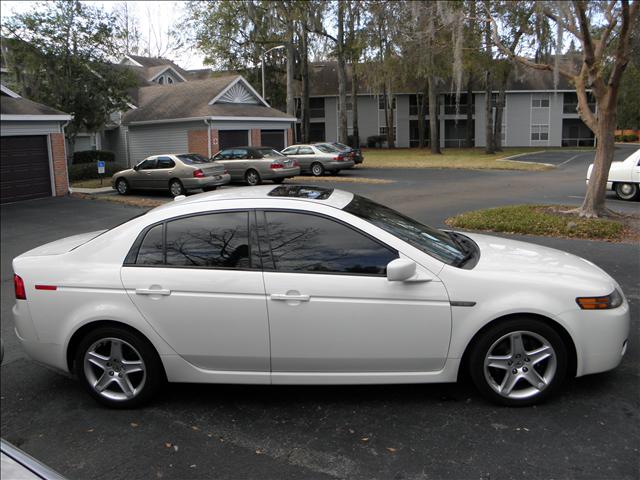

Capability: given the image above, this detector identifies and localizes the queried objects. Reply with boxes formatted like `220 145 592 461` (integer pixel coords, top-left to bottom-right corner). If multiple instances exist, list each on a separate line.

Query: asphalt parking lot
1 146 639 479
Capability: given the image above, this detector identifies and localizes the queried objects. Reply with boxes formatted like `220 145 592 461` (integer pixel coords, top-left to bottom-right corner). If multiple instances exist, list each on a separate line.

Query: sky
0 0 207 69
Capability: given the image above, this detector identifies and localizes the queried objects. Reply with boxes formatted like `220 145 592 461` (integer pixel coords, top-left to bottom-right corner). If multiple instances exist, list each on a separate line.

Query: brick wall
49 133 68 196
287 128 293 147
188 129 209 157
211 129 220 155
250 128 261 147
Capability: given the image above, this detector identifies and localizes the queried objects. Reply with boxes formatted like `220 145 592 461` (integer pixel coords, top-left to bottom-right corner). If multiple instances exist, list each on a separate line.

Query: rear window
257 149 285 158
177 153 213 164
315 144 338 154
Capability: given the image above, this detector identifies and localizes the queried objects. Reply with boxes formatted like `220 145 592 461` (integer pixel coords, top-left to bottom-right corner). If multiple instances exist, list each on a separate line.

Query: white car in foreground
12 186 629 407
587 149 640 200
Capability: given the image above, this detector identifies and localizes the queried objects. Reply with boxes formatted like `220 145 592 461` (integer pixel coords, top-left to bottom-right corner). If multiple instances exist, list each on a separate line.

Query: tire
203 186 217 192
245 169 261 186
74 326 164 408
311 162 325 177
272 177 285 184
468 317 568 406
169 179 185 197
614 182 639 201
116 178 129 195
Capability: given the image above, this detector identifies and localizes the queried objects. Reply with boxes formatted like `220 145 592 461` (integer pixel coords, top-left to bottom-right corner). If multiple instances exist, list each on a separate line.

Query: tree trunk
285 29 295 117
580 110 616 217
484 71 494 154
465 75 474 148
351 64 360 148
301 27 310 143
493 69 509 152
337 1 348 144
418 90 427 148
428 75 440 154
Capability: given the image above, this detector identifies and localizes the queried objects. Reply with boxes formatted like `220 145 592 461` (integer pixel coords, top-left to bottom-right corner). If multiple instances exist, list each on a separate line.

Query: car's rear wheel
169 179 185 197
468 318 568 406
311 162 324 177
116 179 129 195
245 169 261 186
75 326 164 408
272 177 285 184
614 182 639 201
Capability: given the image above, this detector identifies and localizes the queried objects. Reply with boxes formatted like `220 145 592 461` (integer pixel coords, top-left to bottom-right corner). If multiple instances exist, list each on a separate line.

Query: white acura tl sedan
12 186 629 408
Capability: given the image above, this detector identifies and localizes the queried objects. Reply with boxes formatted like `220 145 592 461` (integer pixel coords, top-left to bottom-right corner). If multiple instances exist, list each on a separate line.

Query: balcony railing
310 108 325 118
563 103 596 114
444 105 474 115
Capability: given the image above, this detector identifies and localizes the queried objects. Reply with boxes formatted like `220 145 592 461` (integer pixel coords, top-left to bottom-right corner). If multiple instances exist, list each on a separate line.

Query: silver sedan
281 143 355 176
211 147 300 186
112 153 230 197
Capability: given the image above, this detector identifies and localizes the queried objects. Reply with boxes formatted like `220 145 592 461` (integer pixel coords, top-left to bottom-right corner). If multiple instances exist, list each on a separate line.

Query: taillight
193 169 205 178
293 160 299 167
14 274 26 300
270 162 284 169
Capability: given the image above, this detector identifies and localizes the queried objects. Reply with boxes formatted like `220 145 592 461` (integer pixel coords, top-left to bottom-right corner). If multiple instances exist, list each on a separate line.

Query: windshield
316 144 339 154
257 148 285 158
343 195 466 265
177 153 213 164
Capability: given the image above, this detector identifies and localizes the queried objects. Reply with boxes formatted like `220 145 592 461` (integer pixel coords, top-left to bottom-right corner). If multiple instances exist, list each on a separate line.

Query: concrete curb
69 186 114 194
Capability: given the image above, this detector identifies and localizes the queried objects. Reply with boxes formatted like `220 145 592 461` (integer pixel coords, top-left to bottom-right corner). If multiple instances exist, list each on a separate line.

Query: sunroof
268 185 334 200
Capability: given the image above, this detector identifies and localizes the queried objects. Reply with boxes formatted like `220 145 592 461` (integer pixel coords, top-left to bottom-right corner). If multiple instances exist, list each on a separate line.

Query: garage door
218 130 249 150
1 135 52 204
260 130 285 151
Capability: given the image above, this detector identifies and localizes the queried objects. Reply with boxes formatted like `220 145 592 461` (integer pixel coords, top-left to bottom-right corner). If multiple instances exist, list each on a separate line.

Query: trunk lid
17 230 106 257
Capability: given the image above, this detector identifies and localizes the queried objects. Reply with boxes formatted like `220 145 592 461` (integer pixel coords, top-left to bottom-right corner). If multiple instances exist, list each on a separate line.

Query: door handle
145 172 152 175
135 288 171 296
270 293 310 302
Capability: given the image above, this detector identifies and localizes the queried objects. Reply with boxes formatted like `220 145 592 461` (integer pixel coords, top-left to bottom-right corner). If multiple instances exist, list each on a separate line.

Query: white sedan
587 149 640 200
12 186 629 407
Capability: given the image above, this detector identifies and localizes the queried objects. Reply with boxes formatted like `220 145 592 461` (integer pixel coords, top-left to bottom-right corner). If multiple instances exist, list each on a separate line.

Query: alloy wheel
83 337 147 402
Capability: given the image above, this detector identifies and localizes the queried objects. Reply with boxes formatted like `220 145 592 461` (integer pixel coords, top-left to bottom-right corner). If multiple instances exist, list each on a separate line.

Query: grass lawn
445 204 636 241
359 147 591 171
70 177 113 188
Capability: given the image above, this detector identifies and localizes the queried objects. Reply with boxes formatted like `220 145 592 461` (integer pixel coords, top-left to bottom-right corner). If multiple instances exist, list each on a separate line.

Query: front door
130 157 158 189
258 210 452 378
150 156 176 189
121 210 270 377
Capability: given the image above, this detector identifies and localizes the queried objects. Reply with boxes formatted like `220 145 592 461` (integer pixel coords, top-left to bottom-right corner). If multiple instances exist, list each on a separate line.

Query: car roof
151 185 354 213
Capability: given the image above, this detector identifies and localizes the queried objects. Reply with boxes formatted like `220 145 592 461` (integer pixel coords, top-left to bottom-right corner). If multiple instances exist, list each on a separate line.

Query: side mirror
133 164 140 171
386 258 432 283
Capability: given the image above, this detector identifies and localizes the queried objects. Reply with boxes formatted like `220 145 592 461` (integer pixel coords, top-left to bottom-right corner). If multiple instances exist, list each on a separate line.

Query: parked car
586 149 640 200
329 142 364 165
281 144 355 176
112 154 230 197
211 147 300 186
11 185 629 408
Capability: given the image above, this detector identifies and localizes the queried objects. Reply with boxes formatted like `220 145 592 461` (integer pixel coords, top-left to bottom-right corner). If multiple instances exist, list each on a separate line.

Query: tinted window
315 144 337 154
231 149 248 159
157 156 175 169
344 195 465 265
257 148 285 158
177 154 213 164
264 211 397 275
282 147 297 155
138 158 157 170
298 147 314 155
166 212 250 268
136 224 164 265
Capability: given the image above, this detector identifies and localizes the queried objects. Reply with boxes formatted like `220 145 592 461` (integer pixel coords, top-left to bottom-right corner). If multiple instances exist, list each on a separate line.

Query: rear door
292 146 315 171
150 156 176 189
121 210 270 377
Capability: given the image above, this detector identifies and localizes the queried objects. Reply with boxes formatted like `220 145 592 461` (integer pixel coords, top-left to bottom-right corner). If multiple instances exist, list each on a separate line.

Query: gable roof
122 76 294 124
119 55 191 83
1 87 71 119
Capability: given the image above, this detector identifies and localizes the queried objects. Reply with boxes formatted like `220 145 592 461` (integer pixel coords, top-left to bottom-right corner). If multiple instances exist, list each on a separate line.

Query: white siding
0 121 61 136
128 122 202 164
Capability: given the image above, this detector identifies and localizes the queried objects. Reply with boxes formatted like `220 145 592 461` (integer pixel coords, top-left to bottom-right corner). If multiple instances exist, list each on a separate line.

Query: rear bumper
262 166 300 180
182 173 231 189
324 160 355 171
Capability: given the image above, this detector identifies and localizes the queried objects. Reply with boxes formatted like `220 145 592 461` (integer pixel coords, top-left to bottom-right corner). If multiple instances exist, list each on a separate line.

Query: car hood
462 232 616 292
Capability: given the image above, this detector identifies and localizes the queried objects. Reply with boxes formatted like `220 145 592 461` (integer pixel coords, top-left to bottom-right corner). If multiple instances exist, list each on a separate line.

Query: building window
409 95 427 116
532 95 550 108
378 95 396 110
158 76 164 85
531 124 549 141
167 76 174 84
379 126 396 137
563 92 595 114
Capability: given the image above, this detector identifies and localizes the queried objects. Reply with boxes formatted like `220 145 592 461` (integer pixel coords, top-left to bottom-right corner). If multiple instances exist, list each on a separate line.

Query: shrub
73 150 116 164
68 162 126 181
615 135 624 142
366 135 386 148
623 133 638 142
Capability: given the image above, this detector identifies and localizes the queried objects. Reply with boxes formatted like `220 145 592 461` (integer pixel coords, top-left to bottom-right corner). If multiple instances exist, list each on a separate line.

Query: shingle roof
122 76 293 123
301 61 575 96
1 95 69 116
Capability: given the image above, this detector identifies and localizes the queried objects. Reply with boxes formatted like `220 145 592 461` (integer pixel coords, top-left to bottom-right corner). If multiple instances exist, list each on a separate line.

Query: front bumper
559 301 630 377
182 173 231 189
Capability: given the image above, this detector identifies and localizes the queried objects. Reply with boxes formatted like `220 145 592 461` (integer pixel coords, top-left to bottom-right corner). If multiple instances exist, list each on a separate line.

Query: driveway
1 159 638 479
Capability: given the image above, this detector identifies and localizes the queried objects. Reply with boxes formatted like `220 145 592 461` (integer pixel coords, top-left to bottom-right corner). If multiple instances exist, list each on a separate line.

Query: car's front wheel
116 178 129 195
614 182 639 201
75 326 164 408
245 169 261 186
468 318 568 406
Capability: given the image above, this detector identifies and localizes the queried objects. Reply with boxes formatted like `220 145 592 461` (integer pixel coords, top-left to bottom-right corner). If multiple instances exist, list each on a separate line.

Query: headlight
576 289 624 310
